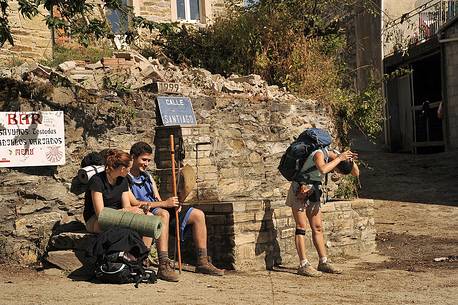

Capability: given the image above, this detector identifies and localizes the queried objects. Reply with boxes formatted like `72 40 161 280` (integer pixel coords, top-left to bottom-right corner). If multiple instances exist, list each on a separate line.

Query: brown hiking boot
317 262 342 274
196 256 224 276
157 259 179 282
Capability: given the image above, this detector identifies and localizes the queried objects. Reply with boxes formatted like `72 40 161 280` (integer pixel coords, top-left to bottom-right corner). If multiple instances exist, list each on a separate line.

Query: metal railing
384 0 458 56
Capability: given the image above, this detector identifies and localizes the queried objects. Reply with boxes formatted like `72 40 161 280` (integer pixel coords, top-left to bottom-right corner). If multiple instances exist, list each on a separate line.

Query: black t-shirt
83 172 129 222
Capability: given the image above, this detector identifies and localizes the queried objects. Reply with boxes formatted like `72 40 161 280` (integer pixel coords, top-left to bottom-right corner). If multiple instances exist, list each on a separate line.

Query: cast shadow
255 201 282 270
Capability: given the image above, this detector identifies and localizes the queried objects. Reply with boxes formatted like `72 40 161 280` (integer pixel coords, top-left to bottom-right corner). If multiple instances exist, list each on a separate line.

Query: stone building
0 2 52 64
131 0 226 24
0 0 227 63
382 0 458 153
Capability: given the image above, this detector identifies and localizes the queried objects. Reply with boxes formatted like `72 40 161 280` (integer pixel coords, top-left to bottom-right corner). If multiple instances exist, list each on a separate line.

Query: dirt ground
1 150 457 305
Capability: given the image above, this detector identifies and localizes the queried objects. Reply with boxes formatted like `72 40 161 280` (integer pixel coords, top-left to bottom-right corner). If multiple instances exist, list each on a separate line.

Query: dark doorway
411 53 445 153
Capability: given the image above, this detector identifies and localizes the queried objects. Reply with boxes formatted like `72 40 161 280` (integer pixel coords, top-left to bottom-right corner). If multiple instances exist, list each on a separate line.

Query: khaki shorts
285 182 321 211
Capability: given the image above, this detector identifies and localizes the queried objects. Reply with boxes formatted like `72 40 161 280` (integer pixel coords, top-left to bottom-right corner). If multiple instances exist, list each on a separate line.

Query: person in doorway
127 141 224 280
286 147 359 277
437 101 444 120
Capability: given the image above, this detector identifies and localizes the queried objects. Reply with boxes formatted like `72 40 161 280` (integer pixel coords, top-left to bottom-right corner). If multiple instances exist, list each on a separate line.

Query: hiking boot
297 264 322 277
317 262 342 274
196 256 224 276
157 259 179 282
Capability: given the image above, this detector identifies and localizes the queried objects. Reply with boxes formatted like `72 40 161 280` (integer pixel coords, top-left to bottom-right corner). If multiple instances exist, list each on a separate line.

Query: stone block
205 214 227 225
280 228 295 239
234 233 256 245
235 221 262 233
232 211 256 223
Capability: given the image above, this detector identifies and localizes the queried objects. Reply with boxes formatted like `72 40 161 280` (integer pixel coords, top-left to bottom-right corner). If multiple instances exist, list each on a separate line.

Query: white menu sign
0 111 65 167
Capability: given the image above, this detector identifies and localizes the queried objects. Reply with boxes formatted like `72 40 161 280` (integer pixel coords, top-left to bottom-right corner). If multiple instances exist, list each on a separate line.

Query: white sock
300 259 310 267
319 256 328 264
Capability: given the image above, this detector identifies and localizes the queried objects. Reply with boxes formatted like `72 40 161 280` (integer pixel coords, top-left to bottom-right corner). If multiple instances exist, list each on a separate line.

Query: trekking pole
170 134 182 273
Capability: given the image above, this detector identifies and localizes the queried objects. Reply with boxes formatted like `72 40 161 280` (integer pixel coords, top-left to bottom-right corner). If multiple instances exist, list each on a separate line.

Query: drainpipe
381 0 389 146
50 6 55 59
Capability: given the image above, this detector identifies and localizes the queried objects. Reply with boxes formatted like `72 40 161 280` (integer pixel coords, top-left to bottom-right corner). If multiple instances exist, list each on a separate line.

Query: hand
296 184 313 200
163 197 179 208
338 150 356 161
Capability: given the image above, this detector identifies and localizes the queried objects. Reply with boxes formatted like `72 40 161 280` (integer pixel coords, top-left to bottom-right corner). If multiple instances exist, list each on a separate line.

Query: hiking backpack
278 128 332 183
92 228 157 287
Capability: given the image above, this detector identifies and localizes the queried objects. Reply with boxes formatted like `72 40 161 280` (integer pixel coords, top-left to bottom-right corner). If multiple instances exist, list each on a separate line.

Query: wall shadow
255 201 282 270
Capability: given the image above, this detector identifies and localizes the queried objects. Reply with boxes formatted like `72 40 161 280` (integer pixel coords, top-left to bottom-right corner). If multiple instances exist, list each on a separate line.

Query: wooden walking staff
170 134 182 273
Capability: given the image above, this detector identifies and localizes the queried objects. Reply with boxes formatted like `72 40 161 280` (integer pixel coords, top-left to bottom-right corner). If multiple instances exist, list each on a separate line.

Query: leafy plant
333 78 384 146
102 74 132 97
111 102 136 125
40 44 113 67
334 174 359 199
145 0 383 144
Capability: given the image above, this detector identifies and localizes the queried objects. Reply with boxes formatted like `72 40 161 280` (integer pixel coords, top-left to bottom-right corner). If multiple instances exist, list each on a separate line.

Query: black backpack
92 228 157 287
278 128 332 183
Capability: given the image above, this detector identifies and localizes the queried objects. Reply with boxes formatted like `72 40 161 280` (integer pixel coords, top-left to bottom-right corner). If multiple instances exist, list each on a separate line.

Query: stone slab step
48 232 96 252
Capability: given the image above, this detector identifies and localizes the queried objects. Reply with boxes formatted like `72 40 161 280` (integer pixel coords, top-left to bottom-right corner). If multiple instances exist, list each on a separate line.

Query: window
243 0 259 7
177 0 200 21
106 0 129 34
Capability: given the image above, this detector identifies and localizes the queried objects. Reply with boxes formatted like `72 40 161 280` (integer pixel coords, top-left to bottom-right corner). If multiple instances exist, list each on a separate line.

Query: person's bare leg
85 216 101 233
292 208 309 262
187 208 206 249
187 208 224 276
293 207 322 277
306 204 342 274
153 208 179 282
305 205 326 258
153 208 170 252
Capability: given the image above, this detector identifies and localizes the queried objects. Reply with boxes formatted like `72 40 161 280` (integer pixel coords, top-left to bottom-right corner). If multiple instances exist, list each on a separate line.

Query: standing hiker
127 141 224 280
284 137 359 277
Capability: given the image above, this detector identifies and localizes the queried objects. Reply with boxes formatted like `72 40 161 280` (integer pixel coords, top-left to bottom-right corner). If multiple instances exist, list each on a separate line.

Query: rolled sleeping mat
98 208 162 239
78 165 105 184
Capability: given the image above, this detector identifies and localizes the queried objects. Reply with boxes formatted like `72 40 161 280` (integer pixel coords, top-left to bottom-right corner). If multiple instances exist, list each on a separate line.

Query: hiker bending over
127 142 224 282
83 149 157 250
286 148 359 277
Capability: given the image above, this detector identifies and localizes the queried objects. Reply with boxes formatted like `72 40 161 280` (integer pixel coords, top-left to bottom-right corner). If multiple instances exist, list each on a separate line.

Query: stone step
45 250 95 279
48 232 96 252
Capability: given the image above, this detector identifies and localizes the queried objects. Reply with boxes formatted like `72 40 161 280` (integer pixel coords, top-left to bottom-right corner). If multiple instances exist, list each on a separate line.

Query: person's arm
314 150 356 174
121 191 132 209
128 179 179 210
351 162 360 177
91 191 105 217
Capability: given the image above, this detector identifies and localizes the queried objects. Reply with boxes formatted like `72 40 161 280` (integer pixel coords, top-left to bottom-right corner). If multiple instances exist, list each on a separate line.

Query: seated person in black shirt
83 148 179 282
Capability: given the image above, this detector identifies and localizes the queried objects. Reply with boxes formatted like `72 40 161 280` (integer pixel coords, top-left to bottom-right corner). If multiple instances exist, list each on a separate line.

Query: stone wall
179 199 376 270
135 0 173 22
134 0 226 23
0 53 374 267
152 123 375 270
0 2 52 64
443 24 458 150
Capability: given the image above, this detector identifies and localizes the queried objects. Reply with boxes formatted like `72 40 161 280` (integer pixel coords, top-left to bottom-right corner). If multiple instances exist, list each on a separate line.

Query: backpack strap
295 148 328 184
322 147 330 204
